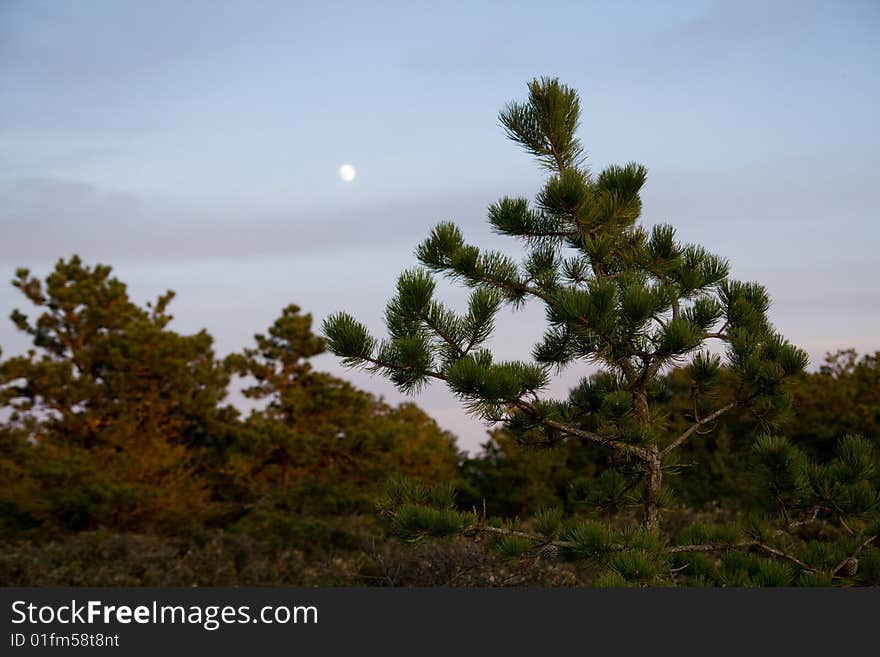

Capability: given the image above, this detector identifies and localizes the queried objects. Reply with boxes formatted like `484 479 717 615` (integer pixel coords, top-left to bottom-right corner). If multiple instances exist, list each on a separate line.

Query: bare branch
662 401 737 456
786 506 821 531
668 540 816 573
469 526 823 574
513 399 651 460
462 524 627 553
463 524 570 548
667 543 736 554
750 541 815 572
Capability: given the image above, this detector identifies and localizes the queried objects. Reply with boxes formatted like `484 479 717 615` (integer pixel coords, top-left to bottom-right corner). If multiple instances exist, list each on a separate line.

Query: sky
1 0 878 452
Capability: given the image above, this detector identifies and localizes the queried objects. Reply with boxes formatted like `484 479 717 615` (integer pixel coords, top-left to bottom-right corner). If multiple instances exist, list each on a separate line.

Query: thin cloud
0 177 502 264
621 1 771 72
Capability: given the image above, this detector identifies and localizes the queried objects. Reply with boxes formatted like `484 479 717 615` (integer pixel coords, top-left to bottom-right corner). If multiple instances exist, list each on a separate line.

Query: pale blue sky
1 0 878 451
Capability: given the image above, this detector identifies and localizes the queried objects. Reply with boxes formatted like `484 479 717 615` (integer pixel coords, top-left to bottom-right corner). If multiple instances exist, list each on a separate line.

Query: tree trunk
643 445 662 533
634 388 650 427
633 386 662 532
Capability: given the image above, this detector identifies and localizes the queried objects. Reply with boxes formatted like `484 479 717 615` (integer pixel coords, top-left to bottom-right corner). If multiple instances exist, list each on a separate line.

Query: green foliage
0 257 231 533
378 477 459 515
447 356 549 419
323 77 809 539
2 76 875 589
0 531 308 586
533 507 564 538
378 477 470 543
675 523 712 546
800 541 844 571
456 429 593 518
566 520 614 557
321 312 377 367
390 504 466 542
500 77 584 171
690 351 722 390
675 553 716 582
452 391 878 587
754 435 810 504
608 549 666 584
0 258 464 584
858 548 880 585
789 351 880 460
593 570 629 588
797 572 834 587
428 482 458 510
225 306 460 522
495 534 533 560
720 551 759 587
575 469 636 512
834 435 875 483
753 559 795 587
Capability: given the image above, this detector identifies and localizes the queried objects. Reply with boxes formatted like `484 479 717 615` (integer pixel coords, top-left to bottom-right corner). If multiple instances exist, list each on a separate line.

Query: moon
338 164 356 182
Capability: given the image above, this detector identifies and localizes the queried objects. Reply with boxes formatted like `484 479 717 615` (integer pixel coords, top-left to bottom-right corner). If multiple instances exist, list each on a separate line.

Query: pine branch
525 229 577 240
462 524 571 549
666 543 728 554
498 78 584 172
595 472 645 513
750 541 815 572
668 540 816 573
418 310 464 359
462 524 628 553
645 267 680 322
427 258 552 307
359 353 448 383
462 333 480 356
467 527 825 574
786 506 821 531
619 358 640 386
831 535 877 579
511 398 651 460
471 271 554 305
662 401 737 456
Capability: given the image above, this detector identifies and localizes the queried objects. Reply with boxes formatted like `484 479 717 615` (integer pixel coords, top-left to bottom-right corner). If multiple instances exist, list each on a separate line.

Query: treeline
1 257 878 585
0 257 463 584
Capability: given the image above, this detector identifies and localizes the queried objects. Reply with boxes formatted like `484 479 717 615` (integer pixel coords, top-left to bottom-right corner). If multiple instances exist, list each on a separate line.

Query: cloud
620 1 773 73
0 177 502 265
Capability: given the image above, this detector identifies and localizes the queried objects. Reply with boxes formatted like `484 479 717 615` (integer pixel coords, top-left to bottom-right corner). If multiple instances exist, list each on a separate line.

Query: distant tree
225 305 461 522
457 428 599 518
788 350 880 458
0 257 232 533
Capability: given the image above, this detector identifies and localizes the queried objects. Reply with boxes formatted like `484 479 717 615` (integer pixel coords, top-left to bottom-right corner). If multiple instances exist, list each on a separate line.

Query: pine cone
538 543 559 561
835 557 858 578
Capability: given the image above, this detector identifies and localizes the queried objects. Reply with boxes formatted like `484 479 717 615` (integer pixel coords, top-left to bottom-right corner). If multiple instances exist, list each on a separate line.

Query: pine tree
0 256 232 533
225 305 461 520
789 350 880 458
323 77 808 534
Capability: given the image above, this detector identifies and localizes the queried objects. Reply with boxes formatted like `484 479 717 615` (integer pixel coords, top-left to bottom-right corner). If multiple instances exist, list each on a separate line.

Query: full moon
338 164 356 182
